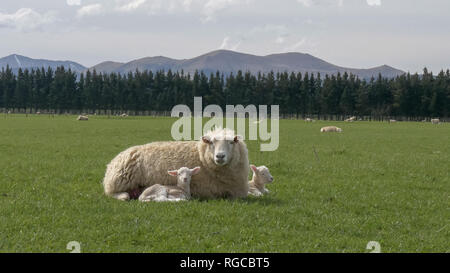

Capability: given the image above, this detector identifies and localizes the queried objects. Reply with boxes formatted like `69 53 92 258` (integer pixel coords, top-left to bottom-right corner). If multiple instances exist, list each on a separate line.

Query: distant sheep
305 118 315 122
36 112 41 115
344 116 356 122
121 113 129 117
248 165 274 197
103 127 249 201
389 119 397 123
431 118 440 124
320 126 342 133
139 167 201 202
77 115 89 121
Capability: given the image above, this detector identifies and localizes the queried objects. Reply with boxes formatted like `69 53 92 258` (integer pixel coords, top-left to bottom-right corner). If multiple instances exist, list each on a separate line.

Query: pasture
0 114 448 252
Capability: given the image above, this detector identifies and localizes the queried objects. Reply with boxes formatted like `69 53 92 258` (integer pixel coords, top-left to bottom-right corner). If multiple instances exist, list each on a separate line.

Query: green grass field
0 114 448 253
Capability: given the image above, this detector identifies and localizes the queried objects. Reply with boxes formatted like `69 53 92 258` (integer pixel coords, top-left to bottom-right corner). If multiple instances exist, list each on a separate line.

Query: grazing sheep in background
320 126 342 133
431 118 440 124
36 112 41 115
305 118 315 122
121 113 128 117
103 127 249 201
7 111 11 114
139 167 201 202
77 115 89 121
248 165 274 197
389 119 397 123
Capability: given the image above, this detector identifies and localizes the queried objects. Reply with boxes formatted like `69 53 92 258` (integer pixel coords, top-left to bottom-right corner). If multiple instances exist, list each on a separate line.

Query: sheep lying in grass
431 118 440 124
103 127 249 201
139 167 201 202
344 116 356 122
77 115 88 121
320 126 342 133
121 113 129 117
248 165 274 197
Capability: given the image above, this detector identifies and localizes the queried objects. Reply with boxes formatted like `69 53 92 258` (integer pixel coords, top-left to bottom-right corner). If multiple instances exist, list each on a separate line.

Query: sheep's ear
250 164 258 173
167 170 178 176
202 136 212 144
191 166 201 176
234 135 243 143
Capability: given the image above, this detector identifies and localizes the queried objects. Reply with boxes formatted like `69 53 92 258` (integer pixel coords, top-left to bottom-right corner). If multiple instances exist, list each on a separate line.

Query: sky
0 0 449 73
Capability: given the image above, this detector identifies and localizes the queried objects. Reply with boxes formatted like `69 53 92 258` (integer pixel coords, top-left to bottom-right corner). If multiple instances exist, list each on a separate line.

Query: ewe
320 126 342 133
248 165 274 197
139 167 201 202
103 127 249 201
77 115 89 121
431 118 440 124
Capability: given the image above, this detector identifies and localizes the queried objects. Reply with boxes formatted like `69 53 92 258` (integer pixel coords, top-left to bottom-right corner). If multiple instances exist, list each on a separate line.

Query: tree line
0 65 449 117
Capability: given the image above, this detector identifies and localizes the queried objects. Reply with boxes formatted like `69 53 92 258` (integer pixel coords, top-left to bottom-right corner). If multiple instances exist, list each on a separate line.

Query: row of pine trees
0 65 449 117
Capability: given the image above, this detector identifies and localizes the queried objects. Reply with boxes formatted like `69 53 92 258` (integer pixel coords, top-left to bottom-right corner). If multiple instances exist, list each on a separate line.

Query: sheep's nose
216 153 225 159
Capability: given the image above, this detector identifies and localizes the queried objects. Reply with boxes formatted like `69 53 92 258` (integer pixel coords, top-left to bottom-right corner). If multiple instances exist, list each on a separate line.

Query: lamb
103 127 250 201
320 126 342 133
77 115 89 121
248 165 274 197
139 167 201 202
431 118 440 124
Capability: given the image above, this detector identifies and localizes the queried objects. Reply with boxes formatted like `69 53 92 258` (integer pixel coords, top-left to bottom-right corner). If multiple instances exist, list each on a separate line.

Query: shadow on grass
193 196 285 206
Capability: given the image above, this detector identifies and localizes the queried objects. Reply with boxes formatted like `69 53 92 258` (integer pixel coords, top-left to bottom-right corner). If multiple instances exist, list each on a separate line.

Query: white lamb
139 167 201 202
248 165 274 197
77 115 89 121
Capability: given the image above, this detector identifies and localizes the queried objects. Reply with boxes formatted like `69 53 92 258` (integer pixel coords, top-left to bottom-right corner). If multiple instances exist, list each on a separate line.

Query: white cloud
219 36 241 51
77 4 103 18
297 0 343 7
202 0 252 22
366 0 381 6
0 8 56 31
116 0 147 12
67 0 82 6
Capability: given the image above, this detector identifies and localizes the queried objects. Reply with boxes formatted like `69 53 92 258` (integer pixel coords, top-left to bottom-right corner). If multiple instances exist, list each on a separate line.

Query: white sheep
389 119 397 123
77 115 89 121
344 116 356 122
248 165 274 197
305 118 315 122
103 127 249 201
431 118 440 124
139 167 201 202
320 126 342 133
121 113 129 117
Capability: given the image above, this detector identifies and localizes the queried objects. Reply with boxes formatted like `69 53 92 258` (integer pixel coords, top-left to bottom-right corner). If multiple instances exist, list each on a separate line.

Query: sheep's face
202 134 241 166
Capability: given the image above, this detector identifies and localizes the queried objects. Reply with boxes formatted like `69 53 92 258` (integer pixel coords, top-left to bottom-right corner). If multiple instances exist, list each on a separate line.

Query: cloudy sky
0 0 449 73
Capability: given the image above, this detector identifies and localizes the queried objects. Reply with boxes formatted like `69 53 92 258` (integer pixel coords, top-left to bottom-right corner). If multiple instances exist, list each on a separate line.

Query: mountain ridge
0 50 405 79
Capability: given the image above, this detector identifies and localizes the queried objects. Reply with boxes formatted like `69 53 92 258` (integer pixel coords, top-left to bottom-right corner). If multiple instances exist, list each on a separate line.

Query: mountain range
0 50 405 79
